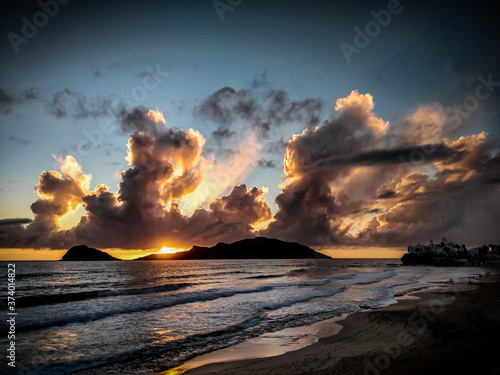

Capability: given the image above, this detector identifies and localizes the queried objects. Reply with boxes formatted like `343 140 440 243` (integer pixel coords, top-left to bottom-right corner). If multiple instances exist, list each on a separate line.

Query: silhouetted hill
134 237 331 260
61 245 121 261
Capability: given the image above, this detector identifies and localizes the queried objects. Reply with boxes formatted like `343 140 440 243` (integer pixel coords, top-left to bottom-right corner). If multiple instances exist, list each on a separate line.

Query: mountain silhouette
61 245 121 261
134 237 331 260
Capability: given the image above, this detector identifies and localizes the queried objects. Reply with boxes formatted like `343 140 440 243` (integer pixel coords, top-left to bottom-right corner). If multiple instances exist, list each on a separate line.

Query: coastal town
401 237 499 266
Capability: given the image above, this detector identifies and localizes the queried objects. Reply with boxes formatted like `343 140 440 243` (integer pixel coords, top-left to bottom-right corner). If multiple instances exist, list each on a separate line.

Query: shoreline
165 314 349 374
178 270 500 375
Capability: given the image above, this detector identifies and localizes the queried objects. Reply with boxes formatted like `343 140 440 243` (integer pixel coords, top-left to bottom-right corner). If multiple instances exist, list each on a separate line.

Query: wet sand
181 273 500 375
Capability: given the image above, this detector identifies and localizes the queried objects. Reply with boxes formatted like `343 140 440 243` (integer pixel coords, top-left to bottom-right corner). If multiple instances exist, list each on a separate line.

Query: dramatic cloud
263 90 388 244
1 91 499 251
299 144 460 172
263 91 500 247
180 131 261 215
0 119 271 249
183 184 272 245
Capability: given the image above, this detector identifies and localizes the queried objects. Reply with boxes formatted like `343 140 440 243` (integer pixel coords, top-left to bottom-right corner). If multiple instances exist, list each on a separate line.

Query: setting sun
159 246 186 254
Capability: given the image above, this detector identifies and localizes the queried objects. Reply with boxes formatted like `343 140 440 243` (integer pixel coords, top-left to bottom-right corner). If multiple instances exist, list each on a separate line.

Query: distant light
489 246 492 252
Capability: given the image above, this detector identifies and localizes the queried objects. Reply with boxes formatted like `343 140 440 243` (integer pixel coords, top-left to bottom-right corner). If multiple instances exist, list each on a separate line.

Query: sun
159 246 176 254
159 246 186 254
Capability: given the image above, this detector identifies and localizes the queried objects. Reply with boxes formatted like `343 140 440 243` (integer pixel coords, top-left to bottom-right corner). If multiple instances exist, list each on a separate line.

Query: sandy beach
182 272 500 375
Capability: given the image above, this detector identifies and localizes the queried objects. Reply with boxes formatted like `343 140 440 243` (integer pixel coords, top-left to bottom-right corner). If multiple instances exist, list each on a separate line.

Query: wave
351 271 397 285
244 268 349 280
245 274 287 279
357 285 395 309
16 271 68 278
288 268 307 274
17 314 264 375
393 285 430 297
4 285 275 334
4 282 194 309
263 287 346 310
16 300 365 375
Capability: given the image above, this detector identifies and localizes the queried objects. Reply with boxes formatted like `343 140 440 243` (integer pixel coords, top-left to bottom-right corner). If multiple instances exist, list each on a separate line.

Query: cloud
212 128 235 141
46 91 170 138
376 190 397 199
263 90 500 247
0 87 168 138
0 124 271 250
2 135 32 146
262 91 387 244
0 87 40 114
0 87 118 120
184 184 272 245
194 86 323 140
299 143 461 172
45 89 115 119
1 91 499 251
256 159 278 169
479 154 500 184
394 104 450 146
281 91 387 178
0 218 33 226
263 137 288 154
0 155 91 249
266 89 322 129
117 107 166 134
179 131 261 215
209 184 271 224
194 87 259 125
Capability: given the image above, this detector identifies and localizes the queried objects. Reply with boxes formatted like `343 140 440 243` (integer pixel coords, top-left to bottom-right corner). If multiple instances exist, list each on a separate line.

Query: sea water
0 259 480 374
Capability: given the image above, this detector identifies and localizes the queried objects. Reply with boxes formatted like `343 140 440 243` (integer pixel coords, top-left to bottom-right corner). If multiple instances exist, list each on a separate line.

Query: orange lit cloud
1 91 499 253
0 114 272 250
180 131 261 215
264 92 500 248
147 109 166 124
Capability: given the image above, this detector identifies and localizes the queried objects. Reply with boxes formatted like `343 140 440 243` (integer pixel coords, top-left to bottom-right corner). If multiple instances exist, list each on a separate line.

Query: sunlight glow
178 131 260 215
159 246 187 254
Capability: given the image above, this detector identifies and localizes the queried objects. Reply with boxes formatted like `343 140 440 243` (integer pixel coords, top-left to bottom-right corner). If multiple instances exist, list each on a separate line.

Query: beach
183 272 500 375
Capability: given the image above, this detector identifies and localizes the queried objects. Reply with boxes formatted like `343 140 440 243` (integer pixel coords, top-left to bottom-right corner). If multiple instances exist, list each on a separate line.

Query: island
61 245 122 261
133 237 332 260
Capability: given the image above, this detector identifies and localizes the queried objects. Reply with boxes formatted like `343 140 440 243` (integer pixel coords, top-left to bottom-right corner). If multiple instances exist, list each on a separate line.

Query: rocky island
61 245 121 261
134 237 331 260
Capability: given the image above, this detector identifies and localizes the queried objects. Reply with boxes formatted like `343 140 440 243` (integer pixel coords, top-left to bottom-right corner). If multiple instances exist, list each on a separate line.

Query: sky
0 0 499 260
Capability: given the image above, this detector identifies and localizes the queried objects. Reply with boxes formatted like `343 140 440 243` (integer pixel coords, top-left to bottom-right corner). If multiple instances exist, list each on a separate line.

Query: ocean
0 259 480 374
